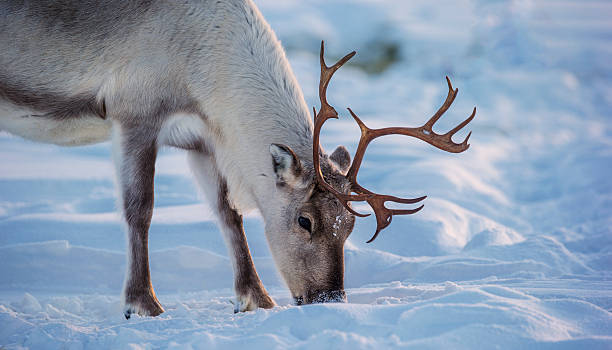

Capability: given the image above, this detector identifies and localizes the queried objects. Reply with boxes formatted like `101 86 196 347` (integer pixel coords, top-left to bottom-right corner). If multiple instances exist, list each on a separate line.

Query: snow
1 0 611 348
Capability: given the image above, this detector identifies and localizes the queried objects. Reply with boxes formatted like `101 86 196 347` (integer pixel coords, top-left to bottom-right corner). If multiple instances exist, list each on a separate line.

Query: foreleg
188 151 274 312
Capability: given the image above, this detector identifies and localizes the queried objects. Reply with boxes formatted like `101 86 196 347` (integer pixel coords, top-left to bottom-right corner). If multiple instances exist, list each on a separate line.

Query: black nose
294 290 347 305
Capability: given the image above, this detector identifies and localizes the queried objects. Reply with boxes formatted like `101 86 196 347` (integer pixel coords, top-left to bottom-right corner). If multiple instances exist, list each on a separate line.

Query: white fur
158 113 207 149
186 1 313 217
111 123 130 302
0 101 111 146
2 0 313 215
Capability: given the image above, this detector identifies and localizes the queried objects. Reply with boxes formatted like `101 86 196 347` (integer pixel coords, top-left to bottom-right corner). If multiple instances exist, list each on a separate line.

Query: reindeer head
266 42 476 305
267 142 355 304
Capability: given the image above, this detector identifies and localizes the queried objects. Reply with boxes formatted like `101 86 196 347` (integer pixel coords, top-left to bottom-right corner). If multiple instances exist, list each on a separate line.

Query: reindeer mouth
294 290 347 305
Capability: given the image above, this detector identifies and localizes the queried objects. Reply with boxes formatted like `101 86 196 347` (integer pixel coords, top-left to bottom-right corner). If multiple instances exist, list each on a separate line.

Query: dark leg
217 180 275 312
114 125 164 318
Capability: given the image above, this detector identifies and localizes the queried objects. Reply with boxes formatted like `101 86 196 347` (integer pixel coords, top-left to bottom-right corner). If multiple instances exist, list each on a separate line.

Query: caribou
0 0 475 318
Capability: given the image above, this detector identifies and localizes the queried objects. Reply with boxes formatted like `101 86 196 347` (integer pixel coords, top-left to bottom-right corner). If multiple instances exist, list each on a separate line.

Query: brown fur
217 179 275 311
119 125 164 319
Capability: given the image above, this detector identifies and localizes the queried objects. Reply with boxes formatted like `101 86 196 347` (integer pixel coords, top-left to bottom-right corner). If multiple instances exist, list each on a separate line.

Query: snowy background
1 0 611 348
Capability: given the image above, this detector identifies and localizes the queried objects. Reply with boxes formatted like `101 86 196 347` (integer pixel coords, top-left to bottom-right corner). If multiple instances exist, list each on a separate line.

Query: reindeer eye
298 216 312 233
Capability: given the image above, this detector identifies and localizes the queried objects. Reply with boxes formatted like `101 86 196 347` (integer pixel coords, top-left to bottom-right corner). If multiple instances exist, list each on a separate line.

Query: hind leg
188 150 274 312
112 123 164 318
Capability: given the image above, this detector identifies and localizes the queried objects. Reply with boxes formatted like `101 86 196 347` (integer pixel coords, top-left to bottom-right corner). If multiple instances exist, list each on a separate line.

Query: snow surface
1 0 611 348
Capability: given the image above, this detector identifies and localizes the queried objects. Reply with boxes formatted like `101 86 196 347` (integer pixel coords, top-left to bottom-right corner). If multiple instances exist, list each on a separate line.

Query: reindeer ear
270 143 302 186
330 145 351 173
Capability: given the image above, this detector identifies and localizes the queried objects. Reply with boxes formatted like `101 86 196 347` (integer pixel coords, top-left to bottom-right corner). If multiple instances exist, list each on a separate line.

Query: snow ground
1 0 611 349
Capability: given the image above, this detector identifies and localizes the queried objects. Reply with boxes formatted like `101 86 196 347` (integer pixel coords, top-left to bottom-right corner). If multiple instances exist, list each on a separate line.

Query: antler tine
365 196 426 243
345 107 372 184
317 41 356 117
446 107 476 143
423 76 458 132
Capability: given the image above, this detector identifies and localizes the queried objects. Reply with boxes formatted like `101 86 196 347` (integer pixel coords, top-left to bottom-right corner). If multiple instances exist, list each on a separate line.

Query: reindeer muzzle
294 289 347 305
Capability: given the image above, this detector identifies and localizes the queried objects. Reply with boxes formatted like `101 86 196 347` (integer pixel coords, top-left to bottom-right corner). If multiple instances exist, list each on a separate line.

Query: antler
312 41 476 243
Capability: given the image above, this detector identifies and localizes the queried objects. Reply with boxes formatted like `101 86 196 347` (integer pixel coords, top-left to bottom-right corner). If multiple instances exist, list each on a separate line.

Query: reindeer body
1 0 312 201
1 0 338 316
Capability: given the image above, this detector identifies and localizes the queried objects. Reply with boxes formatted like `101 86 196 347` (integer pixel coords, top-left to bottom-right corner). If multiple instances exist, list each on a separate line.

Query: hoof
234 288 275 313
124 292 164 319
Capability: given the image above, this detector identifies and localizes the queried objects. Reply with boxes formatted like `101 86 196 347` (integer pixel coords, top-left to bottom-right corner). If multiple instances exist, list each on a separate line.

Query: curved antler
313 42 476 243
312 42 368 217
